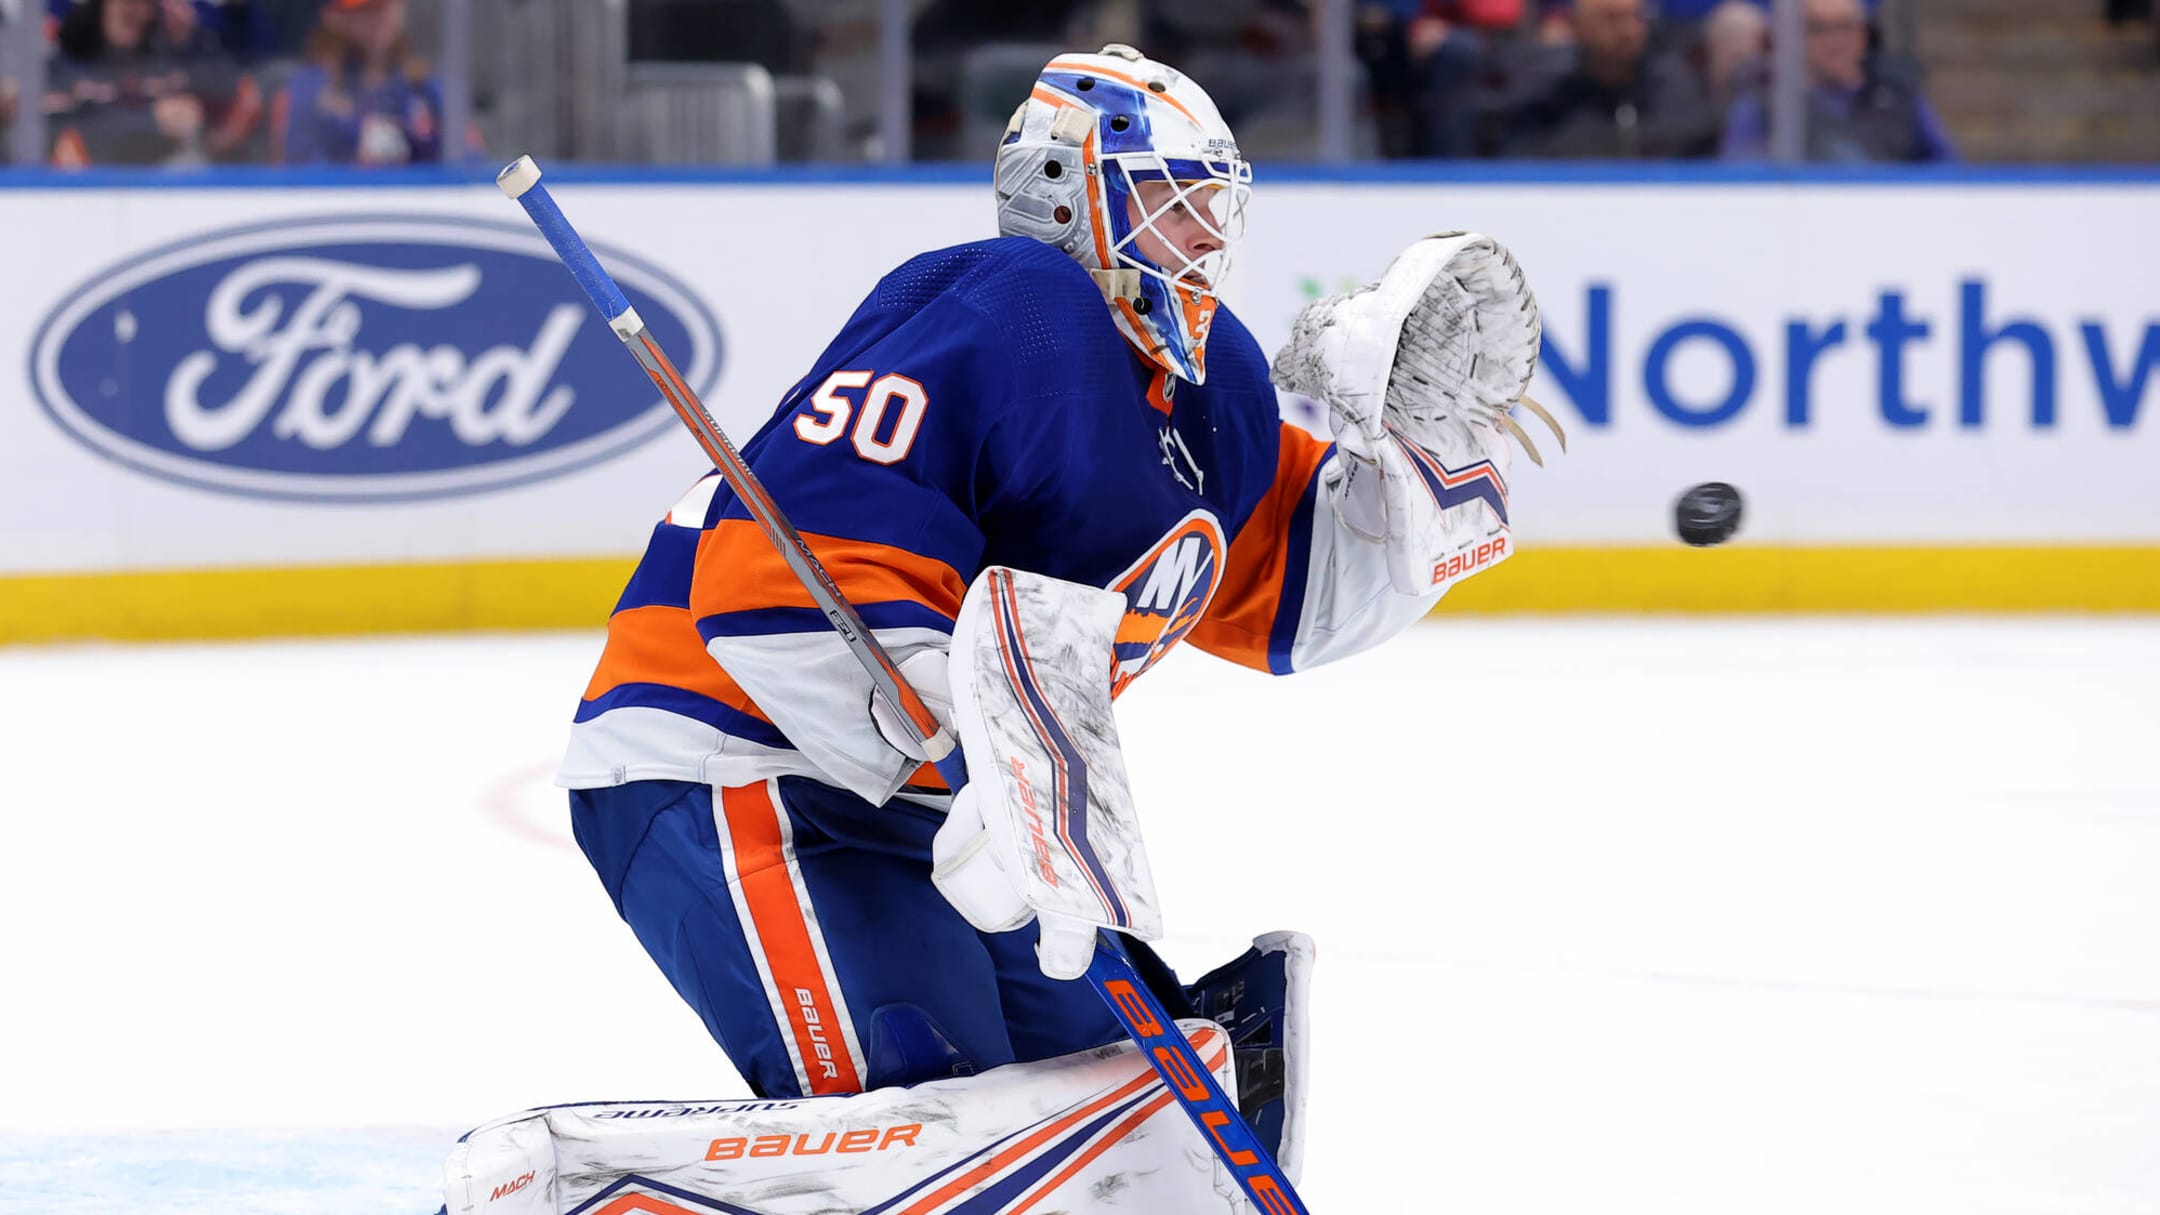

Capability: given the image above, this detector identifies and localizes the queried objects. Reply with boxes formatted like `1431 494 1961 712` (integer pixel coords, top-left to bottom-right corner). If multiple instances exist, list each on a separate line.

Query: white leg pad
445 1021 1243 1214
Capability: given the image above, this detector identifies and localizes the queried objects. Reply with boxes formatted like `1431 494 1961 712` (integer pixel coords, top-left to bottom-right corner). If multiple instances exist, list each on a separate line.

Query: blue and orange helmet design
992 45 1253 385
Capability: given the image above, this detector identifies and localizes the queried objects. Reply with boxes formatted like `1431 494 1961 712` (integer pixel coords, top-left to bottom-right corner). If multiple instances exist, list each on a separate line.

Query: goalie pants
569 775 1140 1100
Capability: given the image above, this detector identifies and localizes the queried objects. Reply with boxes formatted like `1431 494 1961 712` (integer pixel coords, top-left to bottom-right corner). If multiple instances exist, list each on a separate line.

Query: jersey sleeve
687 300 1011 804
1188 421 1443 675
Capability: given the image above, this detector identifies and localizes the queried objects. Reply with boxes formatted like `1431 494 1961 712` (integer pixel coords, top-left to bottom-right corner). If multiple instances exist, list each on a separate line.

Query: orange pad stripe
892 1030 1226 1215
1006 1092 1180 1215
592 1197 704 1215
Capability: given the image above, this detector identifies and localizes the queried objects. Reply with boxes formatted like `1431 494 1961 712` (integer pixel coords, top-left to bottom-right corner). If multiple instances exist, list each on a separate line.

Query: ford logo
28 214 721 502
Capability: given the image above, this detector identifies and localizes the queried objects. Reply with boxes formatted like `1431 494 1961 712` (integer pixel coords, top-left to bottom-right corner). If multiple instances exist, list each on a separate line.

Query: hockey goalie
448 42 1554 1215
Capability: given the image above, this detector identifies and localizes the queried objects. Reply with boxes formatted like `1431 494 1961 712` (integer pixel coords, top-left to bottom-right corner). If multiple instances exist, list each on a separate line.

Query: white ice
2 619 2157 1214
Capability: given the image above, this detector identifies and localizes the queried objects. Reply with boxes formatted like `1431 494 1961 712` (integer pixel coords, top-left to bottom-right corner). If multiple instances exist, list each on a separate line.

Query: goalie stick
497 156 1309 1215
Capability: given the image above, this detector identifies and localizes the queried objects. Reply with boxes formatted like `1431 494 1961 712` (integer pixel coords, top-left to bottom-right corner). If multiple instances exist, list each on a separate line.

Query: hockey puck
1674 482 1744 547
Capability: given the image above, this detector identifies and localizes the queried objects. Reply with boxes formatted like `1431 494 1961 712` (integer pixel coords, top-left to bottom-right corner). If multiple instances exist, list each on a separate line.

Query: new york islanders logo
1108 512 1225 695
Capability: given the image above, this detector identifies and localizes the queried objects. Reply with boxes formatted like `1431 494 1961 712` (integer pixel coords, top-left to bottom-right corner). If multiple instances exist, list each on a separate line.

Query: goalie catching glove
1271 231 1565 595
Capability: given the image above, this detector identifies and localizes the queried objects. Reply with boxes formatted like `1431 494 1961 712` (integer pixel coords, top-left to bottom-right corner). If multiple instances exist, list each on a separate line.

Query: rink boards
0 166 2154 640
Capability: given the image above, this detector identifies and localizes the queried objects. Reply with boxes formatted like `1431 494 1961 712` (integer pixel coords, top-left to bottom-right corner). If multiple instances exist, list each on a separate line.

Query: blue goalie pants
569 776 1144 1099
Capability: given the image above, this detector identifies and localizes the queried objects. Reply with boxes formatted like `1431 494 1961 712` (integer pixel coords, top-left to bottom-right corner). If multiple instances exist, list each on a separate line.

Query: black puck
1675 482 1744 547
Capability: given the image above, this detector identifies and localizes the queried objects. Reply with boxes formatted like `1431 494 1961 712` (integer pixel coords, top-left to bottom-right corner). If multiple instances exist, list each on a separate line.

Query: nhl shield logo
1107 511 1225 695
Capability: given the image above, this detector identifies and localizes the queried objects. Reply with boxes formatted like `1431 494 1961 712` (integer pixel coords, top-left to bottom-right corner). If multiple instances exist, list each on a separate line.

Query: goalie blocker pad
940 566 1164 949
444 1022 1242 1215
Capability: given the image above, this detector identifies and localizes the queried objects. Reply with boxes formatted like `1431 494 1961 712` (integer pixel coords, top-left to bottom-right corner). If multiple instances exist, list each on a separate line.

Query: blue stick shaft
502 167 633 326
1087 938 1310 1214
497 154 1308 1214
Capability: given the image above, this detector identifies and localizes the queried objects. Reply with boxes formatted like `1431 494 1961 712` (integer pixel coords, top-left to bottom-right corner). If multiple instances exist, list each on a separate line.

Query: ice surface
2 619 2156 1214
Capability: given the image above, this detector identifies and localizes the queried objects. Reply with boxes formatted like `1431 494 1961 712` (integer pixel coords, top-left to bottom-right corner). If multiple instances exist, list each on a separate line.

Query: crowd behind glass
1 0 2154 168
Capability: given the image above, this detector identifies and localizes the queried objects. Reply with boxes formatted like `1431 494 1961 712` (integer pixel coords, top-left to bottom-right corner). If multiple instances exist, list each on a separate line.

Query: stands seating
1915 0 2160 160
775 74 848 162
621 61 777 165
627 0 799 74
9 0 2156 167
464 0 844 164
956 42 1066 160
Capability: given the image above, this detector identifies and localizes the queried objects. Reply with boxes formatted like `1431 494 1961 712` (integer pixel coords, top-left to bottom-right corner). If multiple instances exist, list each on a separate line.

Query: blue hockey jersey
559 236 1441 802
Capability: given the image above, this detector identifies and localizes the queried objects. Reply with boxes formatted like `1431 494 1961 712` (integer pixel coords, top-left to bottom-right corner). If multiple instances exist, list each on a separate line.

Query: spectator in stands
625 0 802 74
1143 0 1335 158
0 6 18 143
44 0 261 166
196 0 270 55
909 0 1093 159
2120 0 2160 63
46 0 266 53
1497 0 1724 157
1608 0 1767 159
276 0 461 164
1720 0 1953 161
248 0 329 55
913 0 1089 52
1356 0 1523 159
1700 0 1769 106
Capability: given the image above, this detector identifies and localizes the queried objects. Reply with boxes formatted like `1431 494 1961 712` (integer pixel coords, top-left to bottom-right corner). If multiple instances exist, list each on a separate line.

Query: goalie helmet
993 44 1252 385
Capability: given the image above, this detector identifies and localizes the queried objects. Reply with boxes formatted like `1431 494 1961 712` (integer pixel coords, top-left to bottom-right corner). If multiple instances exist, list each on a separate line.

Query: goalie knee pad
445 1022 1246 1215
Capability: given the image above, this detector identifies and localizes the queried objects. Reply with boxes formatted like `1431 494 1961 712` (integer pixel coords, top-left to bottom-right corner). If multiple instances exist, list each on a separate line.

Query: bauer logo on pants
27 215 722 503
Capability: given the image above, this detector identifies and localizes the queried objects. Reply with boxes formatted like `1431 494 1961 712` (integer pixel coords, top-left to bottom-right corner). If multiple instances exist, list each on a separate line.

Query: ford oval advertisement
28 215 722 503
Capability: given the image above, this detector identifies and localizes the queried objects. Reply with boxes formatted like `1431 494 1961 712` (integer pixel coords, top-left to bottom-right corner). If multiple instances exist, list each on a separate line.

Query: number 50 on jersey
794 370 930 465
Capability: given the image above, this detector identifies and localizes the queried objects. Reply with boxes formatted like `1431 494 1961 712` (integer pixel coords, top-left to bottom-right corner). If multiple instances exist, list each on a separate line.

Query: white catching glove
1271 232 1564 595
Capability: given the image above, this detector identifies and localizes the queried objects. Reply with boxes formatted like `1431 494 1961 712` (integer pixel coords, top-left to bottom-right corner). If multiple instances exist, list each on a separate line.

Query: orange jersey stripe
1188 424 1333 671
718 782 865 1095
581 603 768 721
899 762 950 794
692 520 968 626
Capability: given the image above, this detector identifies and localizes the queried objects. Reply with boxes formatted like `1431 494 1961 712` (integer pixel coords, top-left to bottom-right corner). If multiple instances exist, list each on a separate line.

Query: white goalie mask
993 44 1253 385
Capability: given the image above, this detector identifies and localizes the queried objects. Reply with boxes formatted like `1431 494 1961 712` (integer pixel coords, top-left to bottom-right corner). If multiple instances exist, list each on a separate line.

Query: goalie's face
993 46 1251 383
1124 178 1229 288
1102 157 1249 383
